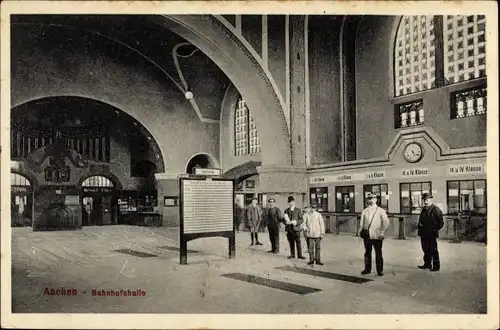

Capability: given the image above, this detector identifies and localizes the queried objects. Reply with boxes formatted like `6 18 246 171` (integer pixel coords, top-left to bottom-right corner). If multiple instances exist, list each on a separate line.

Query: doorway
81 175 116 226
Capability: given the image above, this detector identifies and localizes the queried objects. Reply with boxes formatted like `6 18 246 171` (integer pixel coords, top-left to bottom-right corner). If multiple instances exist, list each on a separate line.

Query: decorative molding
172 42 219 124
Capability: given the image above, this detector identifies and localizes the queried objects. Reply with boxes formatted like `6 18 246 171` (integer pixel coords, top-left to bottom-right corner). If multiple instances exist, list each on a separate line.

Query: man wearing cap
417 192 444 271
283 196 306 260
304 204 325 265
246 197 263 246
359 193 390 276
266 198 282 254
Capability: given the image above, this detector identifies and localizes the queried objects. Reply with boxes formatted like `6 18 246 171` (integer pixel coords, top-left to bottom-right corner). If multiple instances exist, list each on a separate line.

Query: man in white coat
304 204 325 266
359 193 390 276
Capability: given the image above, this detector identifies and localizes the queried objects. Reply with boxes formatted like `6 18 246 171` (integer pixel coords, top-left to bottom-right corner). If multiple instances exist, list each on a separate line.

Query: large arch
151 15 292 167
11 15 292 170
10 96 166 175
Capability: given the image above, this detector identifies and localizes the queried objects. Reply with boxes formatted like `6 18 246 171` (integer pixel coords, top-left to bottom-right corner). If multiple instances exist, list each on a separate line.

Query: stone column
155 173 181 227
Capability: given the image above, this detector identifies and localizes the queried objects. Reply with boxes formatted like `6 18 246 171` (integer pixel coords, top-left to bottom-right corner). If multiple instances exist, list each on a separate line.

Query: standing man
283 196 306 260
417 192 444 272
246 197 263 246
359 193 390 276
266 198 282 254
234 198 243 233
304 204 325 265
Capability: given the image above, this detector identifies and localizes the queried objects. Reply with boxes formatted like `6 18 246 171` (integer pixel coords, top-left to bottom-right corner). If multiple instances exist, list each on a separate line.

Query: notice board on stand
179 177 235 264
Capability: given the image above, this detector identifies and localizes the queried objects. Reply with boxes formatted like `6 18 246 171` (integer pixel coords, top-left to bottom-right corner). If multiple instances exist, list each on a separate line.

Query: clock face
403 142 423 163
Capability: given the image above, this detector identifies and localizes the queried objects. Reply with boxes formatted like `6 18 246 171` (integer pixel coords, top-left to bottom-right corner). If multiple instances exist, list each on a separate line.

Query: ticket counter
307 128 487 241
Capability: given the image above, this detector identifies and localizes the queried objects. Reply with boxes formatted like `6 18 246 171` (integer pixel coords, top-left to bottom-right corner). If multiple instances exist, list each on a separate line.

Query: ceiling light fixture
185 91 194 100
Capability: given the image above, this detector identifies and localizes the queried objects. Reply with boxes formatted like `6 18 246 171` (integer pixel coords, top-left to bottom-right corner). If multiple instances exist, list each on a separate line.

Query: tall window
394 15 487 125
363 184 389 210
235 98 261 156
443 15 486 84
447 180 486 215
395 16 436 97
400 182 432 214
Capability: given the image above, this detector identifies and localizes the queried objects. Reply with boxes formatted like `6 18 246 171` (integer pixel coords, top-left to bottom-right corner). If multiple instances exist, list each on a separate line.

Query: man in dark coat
266 198 282 254
417 193 444 271
283 196 306 260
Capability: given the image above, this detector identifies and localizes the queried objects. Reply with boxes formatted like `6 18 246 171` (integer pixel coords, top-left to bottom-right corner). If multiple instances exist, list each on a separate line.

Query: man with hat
246 197 263 246
417 192 444 271
303 203 325 265
266 198 282 254
359 192 390 276
283 196 306 259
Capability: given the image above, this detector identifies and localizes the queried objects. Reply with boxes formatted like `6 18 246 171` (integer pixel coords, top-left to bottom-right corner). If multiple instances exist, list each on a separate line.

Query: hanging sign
193 168 222 176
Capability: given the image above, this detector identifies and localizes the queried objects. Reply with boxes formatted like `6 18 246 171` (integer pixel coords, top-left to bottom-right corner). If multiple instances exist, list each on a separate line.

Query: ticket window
400 182 431 214
310 187 328 212
363 184 388 210
335 186 355 213
447 180 487 215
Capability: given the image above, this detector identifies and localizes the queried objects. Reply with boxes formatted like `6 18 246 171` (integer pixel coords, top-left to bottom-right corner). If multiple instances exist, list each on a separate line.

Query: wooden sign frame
179 177 235 265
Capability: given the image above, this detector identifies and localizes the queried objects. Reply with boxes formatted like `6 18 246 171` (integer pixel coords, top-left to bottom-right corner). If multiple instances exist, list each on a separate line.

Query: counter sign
448 164 485 175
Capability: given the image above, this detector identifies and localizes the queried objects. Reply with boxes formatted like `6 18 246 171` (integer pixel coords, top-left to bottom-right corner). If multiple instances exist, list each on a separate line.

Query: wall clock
403 142 424 163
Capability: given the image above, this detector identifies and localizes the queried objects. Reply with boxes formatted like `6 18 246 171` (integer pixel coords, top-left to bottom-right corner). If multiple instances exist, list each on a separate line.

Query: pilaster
289 16 307 167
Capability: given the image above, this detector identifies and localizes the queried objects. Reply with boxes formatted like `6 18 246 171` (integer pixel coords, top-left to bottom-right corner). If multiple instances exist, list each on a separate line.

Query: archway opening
186 153 218 174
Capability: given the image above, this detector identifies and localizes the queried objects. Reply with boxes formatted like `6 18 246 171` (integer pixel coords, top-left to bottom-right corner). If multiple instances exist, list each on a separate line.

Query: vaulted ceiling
11 15 231 121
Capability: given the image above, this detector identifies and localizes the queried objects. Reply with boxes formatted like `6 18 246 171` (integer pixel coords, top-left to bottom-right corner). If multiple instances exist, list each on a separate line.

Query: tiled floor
10 226 487 313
